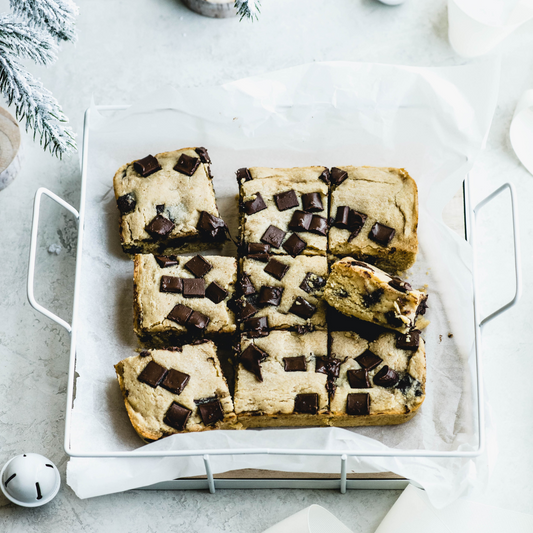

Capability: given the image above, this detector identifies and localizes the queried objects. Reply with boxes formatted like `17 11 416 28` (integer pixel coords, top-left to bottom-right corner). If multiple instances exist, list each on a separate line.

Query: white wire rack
26 105 522 492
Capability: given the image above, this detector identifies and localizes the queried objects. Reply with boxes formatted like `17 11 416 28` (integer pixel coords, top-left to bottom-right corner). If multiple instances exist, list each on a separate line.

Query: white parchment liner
66 61 499 505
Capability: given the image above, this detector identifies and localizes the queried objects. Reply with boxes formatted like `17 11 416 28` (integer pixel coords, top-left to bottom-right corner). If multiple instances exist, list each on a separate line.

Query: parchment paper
66 60 499 506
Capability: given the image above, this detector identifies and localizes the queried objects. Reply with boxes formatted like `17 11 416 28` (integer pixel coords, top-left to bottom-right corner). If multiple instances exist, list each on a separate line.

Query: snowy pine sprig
235 0 261 21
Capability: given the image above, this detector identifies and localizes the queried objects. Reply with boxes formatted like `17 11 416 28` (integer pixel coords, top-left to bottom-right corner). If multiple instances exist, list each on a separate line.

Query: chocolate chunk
186 310 210 331
184 255 212 278
327 310 387 340
347 369 371 389
138 361 168 388
373 365 399 388
160 275 183 294
234 298 258 321
416 296 429 316
258 286 283 306
294 393 318 414
289 296 316 319
182 278 205 298
134 155 161 177
117 193 136 214
335 288 349 298
330 167 348 185
283 356 307 372
274 190 299 211
240 344 268 382
315 357 342 378
194 147 211 164
161 369 190 395
197 399 224 426
174 153 200 176
206 282 227 304
243 192 267 215
299 272 326 294
346 393 370 415
245 243 270 257
167 304 193 325
156 204 165 215
355 350 382 370
369 222 395 246
350 260 373 270
196 211 228 241
282 234 307 257
362 288 384 308
396 330 420 350
139 350 150 357
385 311 404 328
389 277 412 293
261 225 286 248
334 206 351 229
308 215 327 236
302 192 323 213
264 258 289 280
155 255 179 268
243 316 269 337
145 215 175 239
239 274 256 296
319 169 330 184
164 402 192 430
347 227 363 242
350 209 367 227
288 211 312 232
236 167 252 182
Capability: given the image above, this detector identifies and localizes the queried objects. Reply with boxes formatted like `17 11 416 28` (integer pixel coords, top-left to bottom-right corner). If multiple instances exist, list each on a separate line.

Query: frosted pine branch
235 0 261 21
9 0 79 43
0 51 76 157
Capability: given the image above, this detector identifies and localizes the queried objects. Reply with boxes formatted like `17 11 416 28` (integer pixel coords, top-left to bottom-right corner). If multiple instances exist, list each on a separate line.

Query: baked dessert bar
324 257 428 334
134 254 237 345
328 166 418 272
234 330 330 427
238 166 329 256
328 330 425 426
115 342 238 441
114 147 227 257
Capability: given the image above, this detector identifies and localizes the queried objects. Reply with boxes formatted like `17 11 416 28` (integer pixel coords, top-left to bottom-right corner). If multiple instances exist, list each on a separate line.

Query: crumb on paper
48 244 62 255
448 333 453 338
439 334 442 342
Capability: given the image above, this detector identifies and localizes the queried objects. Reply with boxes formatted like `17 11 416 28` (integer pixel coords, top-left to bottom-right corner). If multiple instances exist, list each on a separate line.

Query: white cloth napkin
262 505 354 533
510 89 533 176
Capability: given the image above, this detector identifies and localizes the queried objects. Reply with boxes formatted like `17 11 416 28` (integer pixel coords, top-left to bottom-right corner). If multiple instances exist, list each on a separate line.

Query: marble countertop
1 0 533 531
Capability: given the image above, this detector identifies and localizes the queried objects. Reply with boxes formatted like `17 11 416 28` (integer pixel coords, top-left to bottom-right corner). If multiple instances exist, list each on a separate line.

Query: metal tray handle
27 187 79 333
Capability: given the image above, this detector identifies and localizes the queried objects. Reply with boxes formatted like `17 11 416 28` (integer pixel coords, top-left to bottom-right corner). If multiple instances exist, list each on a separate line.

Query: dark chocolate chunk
347 369 371 389
196 211 228 241
145 215 175 239
117 193 136 214
174 153 200 176
369 222 395 246
186 310 210 331
240 344 268 382
182 278 205 298
282 234 307 257
346 393 370 415
396 330 420 350
206 282 227 304
264 258 289 280
355 350 382 370
243 316 269 337
283 356 307 372
327 309 387 340
138 361 168 388
385 311 404 328
349 209 367 227
294 393 318 414
308 215 327 236
274 190 299 211
194 147 211 164
134 155 161 177
373 365 399 388
167 304 193 325
350 260 373 270
234 298 258 321
319 169 330 184
315 357 342 379
288 211 312 232
243 192 267 215
416 296 429 316
396 373 416 395
389 277 412 293
261 225 286 248
330 167 348 185
160 275 183 294
156 204 165 215
289 296 316 319
236 167 252 182
239 274 256 296
362 288 384 308
197 399 224 426
347 227 363 242
155 255 179 268
139 350 151 357
299 272 326 294
258 286 283 306
335 288 349 298
245 243 270 257
164 402 192 431
184 255 212 278
302 192 324 213
334 206 351 229
161 369 190 395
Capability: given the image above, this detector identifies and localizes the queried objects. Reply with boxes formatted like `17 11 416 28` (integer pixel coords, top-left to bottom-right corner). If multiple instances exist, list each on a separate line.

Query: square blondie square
115 342 238 442
329 166 418 272
134 254 237 346
234 330 330 428
328 330 426 427
238 166 329 257
236 255 328 333
114 147 227 257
